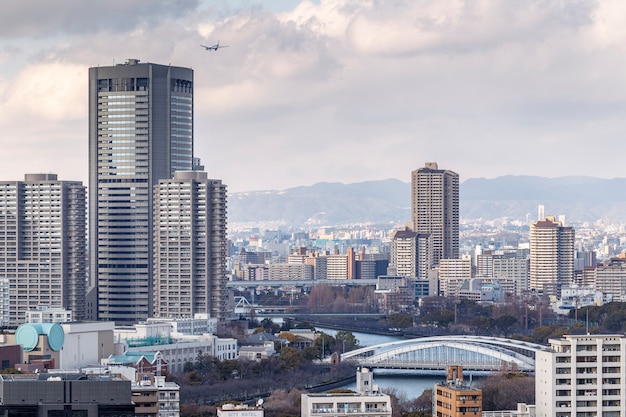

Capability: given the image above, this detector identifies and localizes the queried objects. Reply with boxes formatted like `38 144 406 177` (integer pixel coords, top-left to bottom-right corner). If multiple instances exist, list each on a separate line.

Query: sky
1 0 625 192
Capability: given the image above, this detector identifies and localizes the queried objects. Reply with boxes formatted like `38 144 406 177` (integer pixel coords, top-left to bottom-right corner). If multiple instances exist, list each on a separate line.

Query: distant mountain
228 179 411 227
227 176 626 227
461 176 626 222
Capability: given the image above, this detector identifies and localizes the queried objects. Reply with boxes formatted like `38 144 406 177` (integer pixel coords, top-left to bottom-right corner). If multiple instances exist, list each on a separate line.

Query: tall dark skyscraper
411 162 459 265
88 59 194 323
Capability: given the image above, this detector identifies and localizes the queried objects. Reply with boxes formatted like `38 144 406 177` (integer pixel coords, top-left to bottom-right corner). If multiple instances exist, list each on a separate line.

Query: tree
388 313 414 329
414 388 433 413
335 330 359 352
494 315 518 335
277 331 297 344
420 309 455 327
471 316 494 333
279 347 304 369
479 373 534 411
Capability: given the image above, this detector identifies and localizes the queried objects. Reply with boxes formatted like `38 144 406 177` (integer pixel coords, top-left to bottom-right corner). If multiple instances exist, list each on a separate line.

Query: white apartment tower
153 171 228 320
89 59 194 323
411 162 459 265
389 229 432 280
536 334 626 417
0 174 86 326
530 216 575 297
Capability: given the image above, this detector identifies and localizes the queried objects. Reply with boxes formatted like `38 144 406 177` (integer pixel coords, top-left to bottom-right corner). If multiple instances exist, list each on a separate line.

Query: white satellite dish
257 399 264 407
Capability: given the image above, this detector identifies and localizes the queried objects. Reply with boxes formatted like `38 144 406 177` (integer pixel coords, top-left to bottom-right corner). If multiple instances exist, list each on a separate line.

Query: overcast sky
1 0 625 192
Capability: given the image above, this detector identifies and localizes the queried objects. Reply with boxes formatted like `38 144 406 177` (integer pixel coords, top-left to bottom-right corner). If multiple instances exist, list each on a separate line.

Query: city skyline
3 1 626 192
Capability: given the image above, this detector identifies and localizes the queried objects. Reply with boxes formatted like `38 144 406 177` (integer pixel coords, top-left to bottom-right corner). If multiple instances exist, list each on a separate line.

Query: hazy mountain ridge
228 176 626 227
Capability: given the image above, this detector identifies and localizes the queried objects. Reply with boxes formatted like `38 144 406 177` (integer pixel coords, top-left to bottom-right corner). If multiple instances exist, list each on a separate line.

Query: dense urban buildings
411 162 459 265
153 171 228 320
88 59 195 323
535 334 626 417
0 174 86 326
529 216 575 297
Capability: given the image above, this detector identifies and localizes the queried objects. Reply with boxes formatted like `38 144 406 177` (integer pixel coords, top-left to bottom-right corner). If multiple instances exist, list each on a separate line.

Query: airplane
201 41 228 51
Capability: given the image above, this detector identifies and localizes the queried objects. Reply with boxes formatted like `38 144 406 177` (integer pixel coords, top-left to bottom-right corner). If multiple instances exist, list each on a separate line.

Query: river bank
292 316 404 336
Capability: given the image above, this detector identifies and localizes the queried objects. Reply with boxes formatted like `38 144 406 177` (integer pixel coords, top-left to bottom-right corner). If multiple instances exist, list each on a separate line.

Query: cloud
1 0 626 192
0 0 200 38
0 62 86 124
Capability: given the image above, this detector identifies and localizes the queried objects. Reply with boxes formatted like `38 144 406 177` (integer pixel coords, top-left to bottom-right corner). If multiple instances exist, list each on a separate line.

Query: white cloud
1 0 626 191
0 63 86 124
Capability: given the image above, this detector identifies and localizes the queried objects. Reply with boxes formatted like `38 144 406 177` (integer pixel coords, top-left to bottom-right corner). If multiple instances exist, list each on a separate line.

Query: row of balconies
310 408 389 414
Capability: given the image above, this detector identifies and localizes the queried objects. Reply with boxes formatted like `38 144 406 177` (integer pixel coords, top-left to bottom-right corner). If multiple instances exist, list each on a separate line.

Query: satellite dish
257 399 264 407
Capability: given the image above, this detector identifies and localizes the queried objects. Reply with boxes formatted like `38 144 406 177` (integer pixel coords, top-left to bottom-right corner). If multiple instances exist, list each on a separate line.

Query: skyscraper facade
0 174 86 326
411 162 459 265
529 216 574 296
153 171 228 320
389 229 432 280
89 59 194 323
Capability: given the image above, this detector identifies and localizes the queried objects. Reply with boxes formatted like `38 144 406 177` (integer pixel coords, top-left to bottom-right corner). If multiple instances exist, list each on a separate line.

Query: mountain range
228 176 626 227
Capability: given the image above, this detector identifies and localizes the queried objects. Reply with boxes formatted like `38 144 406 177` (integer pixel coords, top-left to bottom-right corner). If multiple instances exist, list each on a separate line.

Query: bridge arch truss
341 335 546 373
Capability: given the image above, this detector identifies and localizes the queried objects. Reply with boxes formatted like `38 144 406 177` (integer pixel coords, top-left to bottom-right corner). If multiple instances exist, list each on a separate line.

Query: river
315 327 450 400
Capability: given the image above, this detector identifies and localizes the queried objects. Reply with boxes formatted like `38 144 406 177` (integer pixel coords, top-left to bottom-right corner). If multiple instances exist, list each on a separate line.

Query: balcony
310 408 390 415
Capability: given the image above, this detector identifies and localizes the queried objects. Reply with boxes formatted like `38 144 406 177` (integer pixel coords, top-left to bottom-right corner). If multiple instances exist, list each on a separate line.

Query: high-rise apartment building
89 59 194 323
529 216 574 297
389 229 432 280
535 334 626 417
0 174 86 326
153 171 228 320
411 162 459 265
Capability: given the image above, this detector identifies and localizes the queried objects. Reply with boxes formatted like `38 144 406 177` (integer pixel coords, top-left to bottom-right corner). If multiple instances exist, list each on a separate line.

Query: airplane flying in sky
201 41 228 51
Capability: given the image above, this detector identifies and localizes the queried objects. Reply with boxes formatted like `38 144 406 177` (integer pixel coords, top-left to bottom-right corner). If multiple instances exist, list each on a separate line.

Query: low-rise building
482 403 535 417
434 366 482 417
218 403 264 417
114 321 238 372
301 367 392 417
0 373 135 416
132 373 180 417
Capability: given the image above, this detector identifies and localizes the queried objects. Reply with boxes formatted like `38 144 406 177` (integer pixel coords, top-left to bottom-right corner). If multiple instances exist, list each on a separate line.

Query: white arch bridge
341 336 546 373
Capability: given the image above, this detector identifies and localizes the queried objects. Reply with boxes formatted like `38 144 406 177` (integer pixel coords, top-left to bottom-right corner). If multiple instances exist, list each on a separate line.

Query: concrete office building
535 334 626 417
389 229 432 280
529 216 574 297
153 171 228 320
0 373 135 416
0 174 86 326
89 59 194 323
411 162 459 265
